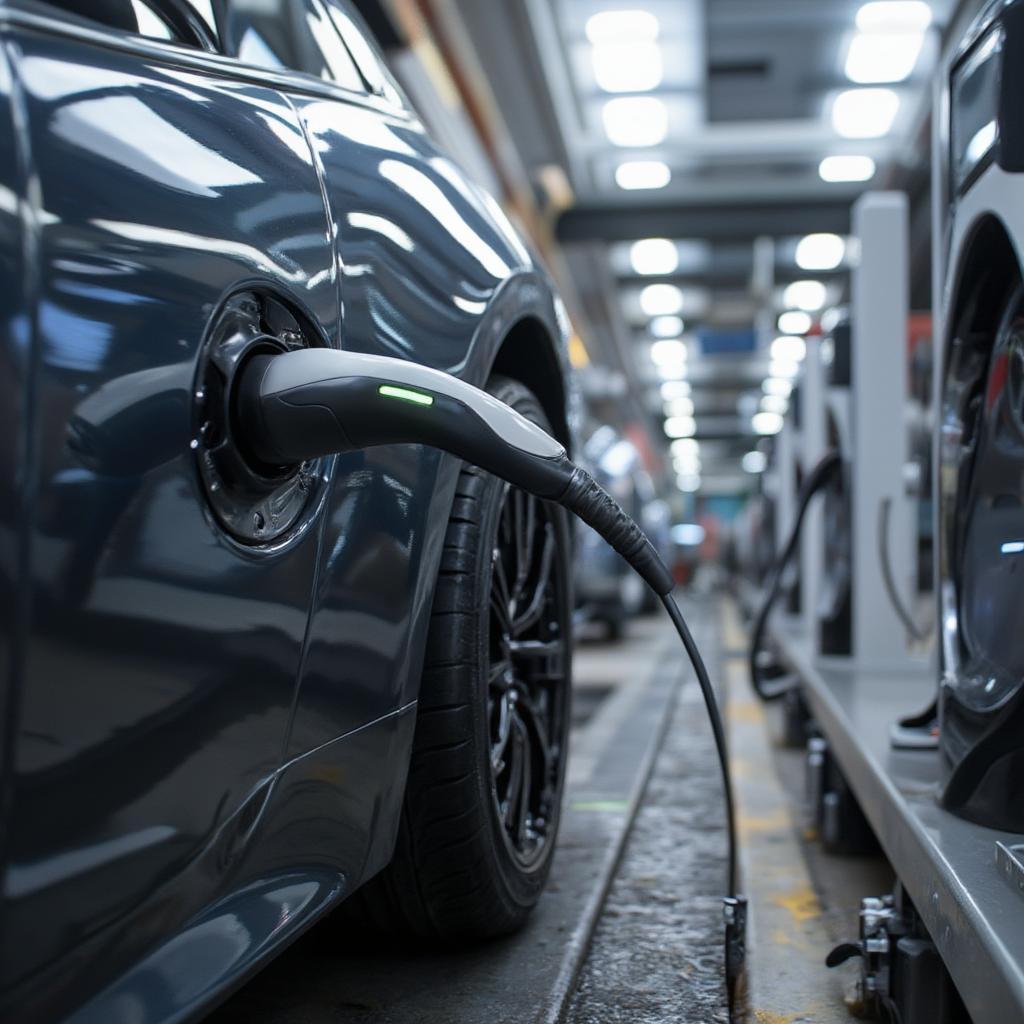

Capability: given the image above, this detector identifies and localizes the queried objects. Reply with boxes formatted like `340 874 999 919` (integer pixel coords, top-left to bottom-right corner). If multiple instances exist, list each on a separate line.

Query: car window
326 2 402 105
219 0 365 93
41 0 185 42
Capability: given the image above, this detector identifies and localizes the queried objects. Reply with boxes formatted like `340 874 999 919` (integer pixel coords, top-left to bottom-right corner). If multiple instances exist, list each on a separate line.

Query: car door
0 2 339 1016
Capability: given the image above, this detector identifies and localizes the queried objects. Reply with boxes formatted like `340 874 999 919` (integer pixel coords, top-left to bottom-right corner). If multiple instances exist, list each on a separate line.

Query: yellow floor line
720 597 854 1024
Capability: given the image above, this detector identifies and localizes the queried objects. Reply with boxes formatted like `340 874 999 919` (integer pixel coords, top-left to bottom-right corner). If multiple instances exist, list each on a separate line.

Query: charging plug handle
236 348 673 594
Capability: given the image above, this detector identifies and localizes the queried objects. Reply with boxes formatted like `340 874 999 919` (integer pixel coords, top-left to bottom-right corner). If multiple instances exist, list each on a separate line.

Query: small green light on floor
378 384 434 406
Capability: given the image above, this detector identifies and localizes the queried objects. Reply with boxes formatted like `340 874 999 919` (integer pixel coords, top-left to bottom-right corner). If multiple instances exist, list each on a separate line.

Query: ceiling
450 0 964 495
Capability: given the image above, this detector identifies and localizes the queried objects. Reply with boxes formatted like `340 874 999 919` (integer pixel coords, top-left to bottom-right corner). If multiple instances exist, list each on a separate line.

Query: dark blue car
0 2 576 1019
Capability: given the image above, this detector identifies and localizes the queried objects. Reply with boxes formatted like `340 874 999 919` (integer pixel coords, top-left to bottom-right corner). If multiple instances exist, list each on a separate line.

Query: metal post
849 192 913 669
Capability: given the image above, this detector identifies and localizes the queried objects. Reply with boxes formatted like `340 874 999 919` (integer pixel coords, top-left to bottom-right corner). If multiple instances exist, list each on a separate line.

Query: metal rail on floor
770 615 1024 1024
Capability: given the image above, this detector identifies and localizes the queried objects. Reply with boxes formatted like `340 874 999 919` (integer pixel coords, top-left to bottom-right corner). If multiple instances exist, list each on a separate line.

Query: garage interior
205 1 1008 1022
5 0 1021 1022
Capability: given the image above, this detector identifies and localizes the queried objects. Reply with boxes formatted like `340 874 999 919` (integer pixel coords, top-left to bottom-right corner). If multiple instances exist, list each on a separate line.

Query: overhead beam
557 199 852 244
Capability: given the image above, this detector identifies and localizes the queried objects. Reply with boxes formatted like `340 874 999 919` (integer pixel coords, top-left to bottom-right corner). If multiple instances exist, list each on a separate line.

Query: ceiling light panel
742 451 767 473
795 233 845 271
845 32 924 84
650 315 684 338
760 394 789 415
630 238 679 275
832 88 900 138
615 160 671 190
783 279 827 311
752 411 784 435
640 282 684 316
855 1 931 33
819 155 876 182
763 377 793 398
661 381 692 400
771 336 807 362
777 311 813 335
665 415 697 438
592 41 663 92
649 338 687 366
602 96 668 146
585 9 660 44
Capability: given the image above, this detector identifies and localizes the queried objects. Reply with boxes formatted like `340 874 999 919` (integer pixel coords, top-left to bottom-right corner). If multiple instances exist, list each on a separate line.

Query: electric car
0 1 576 1020
935 0 1024 830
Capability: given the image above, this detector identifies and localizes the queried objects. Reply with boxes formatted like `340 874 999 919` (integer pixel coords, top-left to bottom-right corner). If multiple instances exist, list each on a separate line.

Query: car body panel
0 17 341 1019
0 3 572 1022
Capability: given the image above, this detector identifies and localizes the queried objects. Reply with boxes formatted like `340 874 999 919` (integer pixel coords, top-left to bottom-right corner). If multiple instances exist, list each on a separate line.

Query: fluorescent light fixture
592 42 663 92
670 438 699 457
770 359 800 379
845 32 924 84
856 1 931 33
631 238 679 276
662 381 692 401
819 154 876 182
783 279 827 311
650 338 687 366
603 97 668 147
657 362 687 381
760 394 789 415
763 377 793 397
771 335 806 362
665 415 696 438
673 454 701 474
752 411 784 435
777 310 813 334
665 397 694 417
832 88 899 138
672 523 705 545
795 233 845 271
586 9 660 43
615 160 671 190
650 315 684 338
742 451 767 474
641 282 684 316
676 473 701 493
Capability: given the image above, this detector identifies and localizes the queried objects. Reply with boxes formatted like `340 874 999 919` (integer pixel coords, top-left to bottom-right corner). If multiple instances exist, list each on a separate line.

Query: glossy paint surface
0 6 567 1022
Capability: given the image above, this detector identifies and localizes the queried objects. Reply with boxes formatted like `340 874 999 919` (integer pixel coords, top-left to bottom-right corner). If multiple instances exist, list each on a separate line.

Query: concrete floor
206 593 892 1023
568 597 730 1024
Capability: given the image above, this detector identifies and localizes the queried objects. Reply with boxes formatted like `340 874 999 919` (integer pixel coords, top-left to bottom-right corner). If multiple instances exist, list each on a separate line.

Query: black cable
749 450 841 700
661 592 738 899
877 497 927 642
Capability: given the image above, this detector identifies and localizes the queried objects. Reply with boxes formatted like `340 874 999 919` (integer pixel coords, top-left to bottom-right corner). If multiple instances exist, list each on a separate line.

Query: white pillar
849 192 913 668
801 337 826 638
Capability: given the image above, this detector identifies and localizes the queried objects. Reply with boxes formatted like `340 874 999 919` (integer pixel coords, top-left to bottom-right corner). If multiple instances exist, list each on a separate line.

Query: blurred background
351 0 959 638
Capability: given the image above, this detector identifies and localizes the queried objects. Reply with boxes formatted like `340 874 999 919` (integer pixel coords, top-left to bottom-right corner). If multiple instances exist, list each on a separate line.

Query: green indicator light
378 384 434 407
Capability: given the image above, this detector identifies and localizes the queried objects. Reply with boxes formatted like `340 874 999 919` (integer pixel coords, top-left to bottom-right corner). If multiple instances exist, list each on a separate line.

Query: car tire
347 375 573 940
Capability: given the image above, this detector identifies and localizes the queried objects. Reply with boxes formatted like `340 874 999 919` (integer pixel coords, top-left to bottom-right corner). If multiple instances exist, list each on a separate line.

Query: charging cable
235 346 739 899
748 451 841 700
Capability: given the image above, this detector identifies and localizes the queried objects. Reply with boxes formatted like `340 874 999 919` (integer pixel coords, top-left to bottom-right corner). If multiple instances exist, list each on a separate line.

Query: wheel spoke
513 490 536 598
508 638 563 659
491 549 514 633
502 717 526 830
511 524 555 636
516 718 533 848
489 658 512 691
516 689 553 780
491 691 512 774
